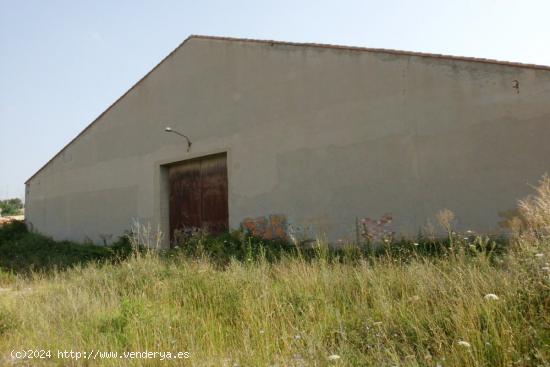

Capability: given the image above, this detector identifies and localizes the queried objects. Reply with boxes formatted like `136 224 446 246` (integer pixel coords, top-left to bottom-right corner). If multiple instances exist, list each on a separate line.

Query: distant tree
0 198 23 216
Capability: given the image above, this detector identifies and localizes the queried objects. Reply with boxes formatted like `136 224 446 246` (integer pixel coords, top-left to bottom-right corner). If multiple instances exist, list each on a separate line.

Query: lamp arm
172 131 192 151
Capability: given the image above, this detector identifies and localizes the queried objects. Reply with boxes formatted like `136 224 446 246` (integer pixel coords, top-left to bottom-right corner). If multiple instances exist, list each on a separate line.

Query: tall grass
0 246 549 366
0 177 549 366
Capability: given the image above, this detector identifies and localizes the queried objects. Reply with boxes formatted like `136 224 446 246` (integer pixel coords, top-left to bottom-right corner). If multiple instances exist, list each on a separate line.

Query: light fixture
164 126 192 152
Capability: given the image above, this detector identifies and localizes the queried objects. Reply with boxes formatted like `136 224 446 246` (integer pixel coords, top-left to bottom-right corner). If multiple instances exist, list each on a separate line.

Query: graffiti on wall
241 214 288 240
358 213 394 244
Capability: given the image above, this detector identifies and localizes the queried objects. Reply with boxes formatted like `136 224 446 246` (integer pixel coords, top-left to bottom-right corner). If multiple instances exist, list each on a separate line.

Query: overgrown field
1 178 550 366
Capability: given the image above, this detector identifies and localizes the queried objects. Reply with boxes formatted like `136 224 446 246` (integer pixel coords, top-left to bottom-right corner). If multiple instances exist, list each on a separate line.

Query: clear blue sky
1 0 549 200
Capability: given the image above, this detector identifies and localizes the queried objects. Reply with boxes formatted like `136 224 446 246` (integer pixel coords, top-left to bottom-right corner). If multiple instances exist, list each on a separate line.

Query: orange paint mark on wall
241 214 288 240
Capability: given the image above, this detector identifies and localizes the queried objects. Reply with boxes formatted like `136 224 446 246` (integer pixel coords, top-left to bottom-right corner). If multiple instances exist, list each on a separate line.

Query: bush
0 220 27 242
0 222 132 273
171 230 297 264
0 198 23 216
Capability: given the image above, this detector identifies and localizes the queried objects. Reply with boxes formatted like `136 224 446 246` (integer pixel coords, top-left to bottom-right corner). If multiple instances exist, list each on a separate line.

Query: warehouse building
25 35 550 246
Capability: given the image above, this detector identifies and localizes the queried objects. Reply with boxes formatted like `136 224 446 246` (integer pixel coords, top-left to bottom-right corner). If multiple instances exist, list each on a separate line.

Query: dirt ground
0 215 24 226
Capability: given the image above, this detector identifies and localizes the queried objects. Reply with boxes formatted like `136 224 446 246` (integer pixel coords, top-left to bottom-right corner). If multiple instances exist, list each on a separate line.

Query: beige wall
25 37 550 246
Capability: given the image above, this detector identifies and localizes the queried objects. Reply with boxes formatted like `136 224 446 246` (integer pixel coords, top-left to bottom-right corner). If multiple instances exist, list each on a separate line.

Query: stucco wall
25 37 550 246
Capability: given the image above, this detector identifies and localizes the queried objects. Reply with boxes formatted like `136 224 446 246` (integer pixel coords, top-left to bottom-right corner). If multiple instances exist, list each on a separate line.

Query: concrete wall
25 37 550 246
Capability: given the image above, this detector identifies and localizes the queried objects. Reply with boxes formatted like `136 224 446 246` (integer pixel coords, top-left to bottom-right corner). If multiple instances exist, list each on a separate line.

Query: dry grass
0 244 549 366
519 174 550 239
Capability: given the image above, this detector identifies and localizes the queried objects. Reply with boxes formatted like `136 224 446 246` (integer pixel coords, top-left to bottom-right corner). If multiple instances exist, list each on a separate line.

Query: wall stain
513 79 520 94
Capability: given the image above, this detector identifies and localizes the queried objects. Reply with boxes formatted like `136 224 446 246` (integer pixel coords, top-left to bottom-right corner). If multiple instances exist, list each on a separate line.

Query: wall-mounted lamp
164 126 192 152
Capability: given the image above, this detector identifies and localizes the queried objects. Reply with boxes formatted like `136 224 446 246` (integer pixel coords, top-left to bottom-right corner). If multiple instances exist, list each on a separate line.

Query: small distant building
25 36 550 246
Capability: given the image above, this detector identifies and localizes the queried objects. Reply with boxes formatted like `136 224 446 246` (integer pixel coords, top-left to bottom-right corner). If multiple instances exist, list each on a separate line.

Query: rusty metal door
168 153 228 243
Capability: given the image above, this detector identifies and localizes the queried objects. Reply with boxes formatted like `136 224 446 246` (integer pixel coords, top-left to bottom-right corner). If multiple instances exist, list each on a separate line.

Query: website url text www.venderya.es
11 349 190 361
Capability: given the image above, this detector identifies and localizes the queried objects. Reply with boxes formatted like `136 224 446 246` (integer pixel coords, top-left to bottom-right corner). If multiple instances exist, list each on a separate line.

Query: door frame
155 148 231 249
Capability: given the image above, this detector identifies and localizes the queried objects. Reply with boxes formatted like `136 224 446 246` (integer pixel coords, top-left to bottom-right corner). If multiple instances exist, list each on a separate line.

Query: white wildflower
413 242 419 246
457 341 471 348
259 329 265 334
328 354 341 361
484 293 499 301
294 334 301 340
535 253 544 258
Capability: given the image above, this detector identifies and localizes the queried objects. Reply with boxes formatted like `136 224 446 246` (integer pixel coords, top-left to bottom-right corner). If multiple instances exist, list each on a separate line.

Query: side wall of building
25 38 550 245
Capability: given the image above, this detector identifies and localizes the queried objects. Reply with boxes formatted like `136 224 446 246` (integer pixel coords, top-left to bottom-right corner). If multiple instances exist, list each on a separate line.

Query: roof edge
192 35 550 71
25 35 196 184
25 34 550 184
